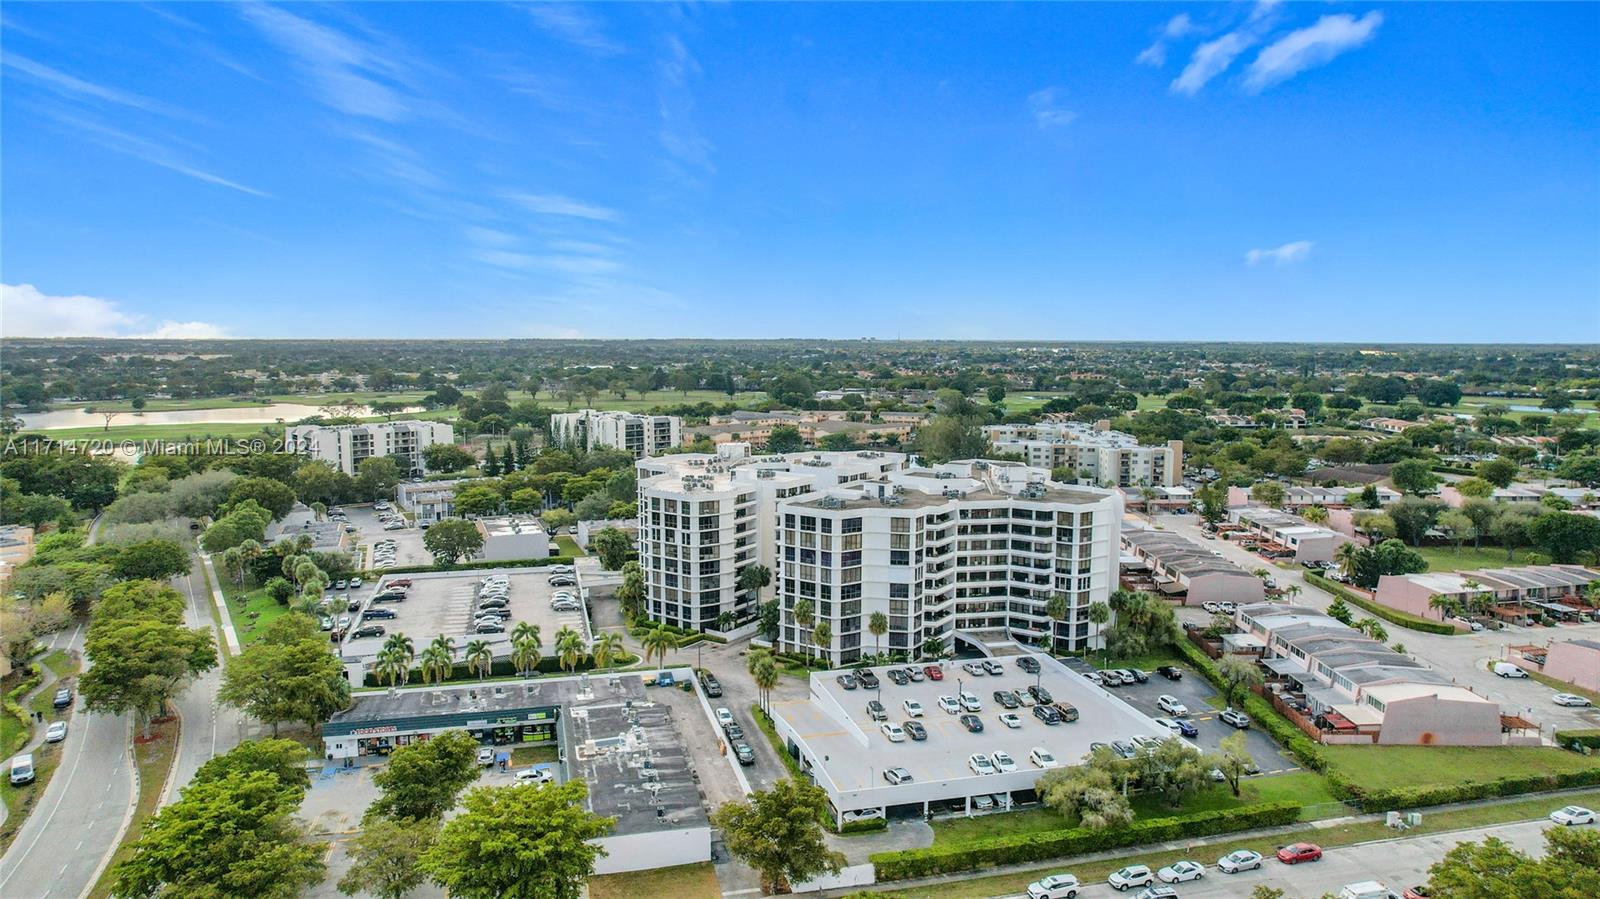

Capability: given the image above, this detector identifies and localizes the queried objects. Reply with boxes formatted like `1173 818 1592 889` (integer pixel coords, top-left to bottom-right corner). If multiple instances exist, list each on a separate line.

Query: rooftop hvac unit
935 471 954 479
819 496 844 510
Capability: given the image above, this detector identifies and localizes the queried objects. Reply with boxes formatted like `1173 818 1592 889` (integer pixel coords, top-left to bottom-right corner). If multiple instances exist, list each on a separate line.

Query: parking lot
337 567 589 663
341 503 429 568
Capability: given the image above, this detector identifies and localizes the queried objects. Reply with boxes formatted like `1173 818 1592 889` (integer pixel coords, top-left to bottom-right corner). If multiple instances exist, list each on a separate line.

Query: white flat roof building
550 409 681 458
285 420 453 477
984 420 1182 488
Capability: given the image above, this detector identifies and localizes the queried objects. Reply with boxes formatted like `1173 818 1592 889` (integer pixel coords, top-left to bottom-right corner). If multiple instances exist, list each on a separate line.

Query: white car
715 708 734 728
44 721 67 743
903 699 924 717
1156 860 1204 883
880 722 907 743
1157 695 1188 716
1107 864 1154 891
1029 747 1059 768
1217 849 1263 873
515 766 554 785
959 691 982 712
1027 873 1081 899
1553 693 1592 707
938 695 961 714
998 713 1023 729
967 753 997 775
1201 601 1221 614
990 750 1017 773
883 766 913 785
476 748 496 767
1550 805 1597 826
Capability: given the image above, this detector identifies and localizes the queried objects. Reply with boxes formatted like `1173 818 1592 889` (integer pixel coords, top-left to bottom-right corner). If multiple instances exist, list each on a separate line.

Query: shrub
1305 573 1457 635
1336 767 1600 813
870 802 1302 880
1555 729 1600 751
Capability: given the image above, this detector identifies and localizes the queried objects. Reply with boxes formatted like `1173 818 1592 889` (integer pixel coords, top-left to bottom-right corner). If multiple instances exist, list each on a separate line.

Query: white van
1339 881 1400 899
9 753 36 786
1493 662 1529 678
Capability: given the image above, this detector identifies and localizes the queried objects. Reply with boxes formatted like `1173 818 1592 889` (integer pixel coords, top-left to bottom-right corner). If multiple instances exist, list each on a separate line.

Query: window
890 550 910 566
890 583 909 598
842 517 862 534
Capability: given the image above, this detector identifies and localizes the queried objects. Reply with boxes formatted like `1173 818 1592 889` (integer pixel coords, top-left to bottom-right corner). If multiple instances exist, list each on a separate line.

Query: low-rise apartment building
395 477 481 524
550 409 680 457
1374 564 1598 624
475 516 551 561
284 420 454 477
983 420 1182 487
1121 527 1264 606
1228 507 1351 564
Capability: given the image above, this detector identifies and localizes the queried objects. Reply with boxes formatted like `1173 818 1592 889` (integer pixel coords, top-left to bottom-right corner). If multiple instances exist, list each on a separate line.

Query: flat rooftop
565 697 708 837
339 568 587 663
774 654 1172 797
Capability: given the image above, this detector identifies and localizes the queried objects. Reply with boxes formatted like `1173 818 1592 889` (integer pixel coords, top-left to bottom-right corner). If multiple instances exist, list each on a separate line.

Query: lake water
19 402 423 430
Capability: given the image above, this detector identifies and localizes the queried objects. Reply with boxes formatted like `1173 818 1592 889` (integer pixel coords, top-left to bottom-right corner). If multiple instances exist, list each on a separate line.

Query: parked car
880 722 907 742
516 766 554 784
1156 665 1183 681
715 707 735 728
1202 601 1221 613
967 753 997 775
990 750 1017 772
925 665 944 680
1107 864 1155 891
971 793 995 811
1156 861 1204 883
1553 693 1592 707
959 691 982 712
1052 702 1079 723
10 754 35 786
1100 670 1125 687
1217 849 1264 873
961 662 986 676
1110 740 1138 759
476 747 495 766
903 720 927 741
1152 716 1184 734
1017 656 1041 674
1277 842 1323 864
45 721 68 743
1124 668 1150 683
700 672 722 697
362 608 396 620
1493 662 1529 678
938 695 961 714
1157 695 1189 716
1132 888 1178 899
993 690 1020 709
1028 684 1053 705
887 668 909 685
1029 746 1059 768
867 700 888 721
902 699 924 717
982 660 1004 675
1550 805 1597 825
1219 707 1251 729
352 624 387 638
1015 690 1037 708
1033 705 1062 725
904 666 925 682
998 713 1022 729
884 766 913 785
857 670 881 689
473 622 505 634
836 674 859 691
1174 719 1198 737
1402 886 1431 899
53 687 73 709
959 714 984 733
1026 873 1080 899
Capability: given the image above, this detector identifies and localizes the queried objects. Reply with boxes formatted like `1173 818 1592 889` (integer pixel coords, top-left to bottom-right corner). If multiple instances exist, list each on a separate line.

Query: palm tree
428 635 456 666
811 621 833 669
868 612 888 663
591 631 625 670
792 599 815 662
465 639 493 680
510 621 542 659
1282 584 1302 605
716 610 737 632
555 627 586 672
748 648 779 714
642 626 678 670
1335 541 1362 578
1428 593 1461 621
1356 618 1389 643
383 633 416 667
311 501 327 522
418 644 452 685
511 637 541 677
374 647 409 687
1045 595 1070 654
1086 601 1111 662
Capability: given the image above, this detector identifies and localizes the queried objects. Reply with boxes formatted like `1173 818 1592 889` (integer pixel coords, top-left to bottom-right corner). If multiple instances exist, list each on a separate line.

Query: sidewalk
199 553 242 654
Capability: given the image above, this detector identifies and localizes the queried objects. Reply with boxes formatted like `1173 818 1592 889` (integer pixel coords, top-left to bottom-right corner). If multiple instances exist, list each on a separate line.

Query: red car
386 578 413 588
1276 843 1322 864
924 665 944 681
1402 887 1431 899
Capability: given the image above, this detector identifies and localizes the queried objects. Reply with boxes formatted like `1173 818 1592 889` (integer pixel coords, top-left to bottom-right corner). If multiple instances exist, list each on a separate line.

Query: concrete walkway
198 553 242 654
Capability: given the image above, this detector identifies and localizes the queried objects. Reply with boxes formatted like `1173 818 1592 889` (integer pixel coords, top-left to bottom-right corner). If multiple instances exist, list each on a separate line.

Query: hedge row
870 801 1302 881
362 556 575 576
1304 572 1457 635
626 623 729 646
1328 766 1600 813
1171 639 1328 774
1556 729 1600 751
360 652 639 688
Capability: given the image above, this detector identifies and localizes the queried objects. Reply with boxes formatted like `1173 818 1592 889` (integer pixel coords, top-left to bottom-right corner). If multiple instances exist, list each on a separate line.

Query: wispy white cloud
525 4 623 55
1136 13 1199 67
239 4 413 121
44 111 269 196
1027 87 1076 130
465 226 517 248
0 283 230 338
656 32 714 178
2 53 190 118
1245 240 1314 266
1244 12 1384 93
506 192 619 221
1169 1 1281 95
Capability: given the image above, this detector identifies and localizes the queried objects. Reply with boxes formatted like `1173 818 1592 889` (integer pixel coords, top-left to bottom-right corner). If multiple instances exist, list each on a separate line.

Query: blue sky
2 2 1596 341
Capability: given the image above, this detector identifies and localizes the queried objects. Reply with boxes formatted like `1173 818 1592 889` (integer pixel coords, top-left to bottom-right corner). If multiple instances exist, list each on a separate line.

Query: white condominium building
550 409 682 458
284 420 454 477
635 445 910 632
636 447 1122 665
984 420 1182 488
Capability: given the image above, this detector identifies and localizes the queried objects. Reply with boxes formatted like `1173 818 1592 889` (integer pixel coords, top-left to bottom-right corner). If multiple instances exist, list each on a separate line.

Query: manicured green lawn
1413 545 1546 572
0 708 26 759
1321 744 1600 792
225 585 295 644
931 772 1338 846
39 650 76 679
589 862 719 899
512 388 768 413
553 536 586 557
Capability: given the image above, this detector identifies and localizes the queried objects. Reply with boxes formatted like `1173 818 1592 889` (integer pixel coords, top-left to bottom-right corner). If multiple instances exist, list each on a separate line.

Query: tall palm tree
792 599 815 662
511 637 541 677
642 626 678 670
868 612 888 663
311 501 327 522
465 639 493 680
590 631 625 670
1357 618 1389 643
383 633 416 666
428 635 456 666
748 648 779 714
510 622 541 658
1335 541 1362 578
374 647 409 687
811 621 833 669
1282 584 1302 605
556 629 587 673
1428 593 1461 621
1086 601 1111 662
1045 595 1070 654
418 644 452 685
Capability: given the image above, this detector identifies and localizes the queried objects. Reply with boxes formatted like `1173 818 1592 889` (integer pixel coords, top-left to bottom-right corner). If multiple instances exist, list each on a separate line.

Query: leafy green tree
1474 457 1520 489
1249 481 1285 507
914 389 990 463
1454 476 1495 499
219 614 351 736
1391 459 1441 496
112 537 192 582
355 456 403 502
1556 449 1600 488
766 424 805 453
227 476 298 520
540 508 575 534
419 779 614 899
82 611 217 737
422 444 474 473
1491 508 1536 561
712 779 844 895
422 518 484 564
338 815 439 899
1217 654 1263 708
192 738 311 791
589 527 632 570
111 770 324 899
1388 497 1445 545
1327 596 1355 625
453 485 503 517
1214 732 1252 797
1036 759 1133 830
265 575 295 605
202 501 271 553
1426 827 1600 899
1530 511 1600 564
368 730 481 823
